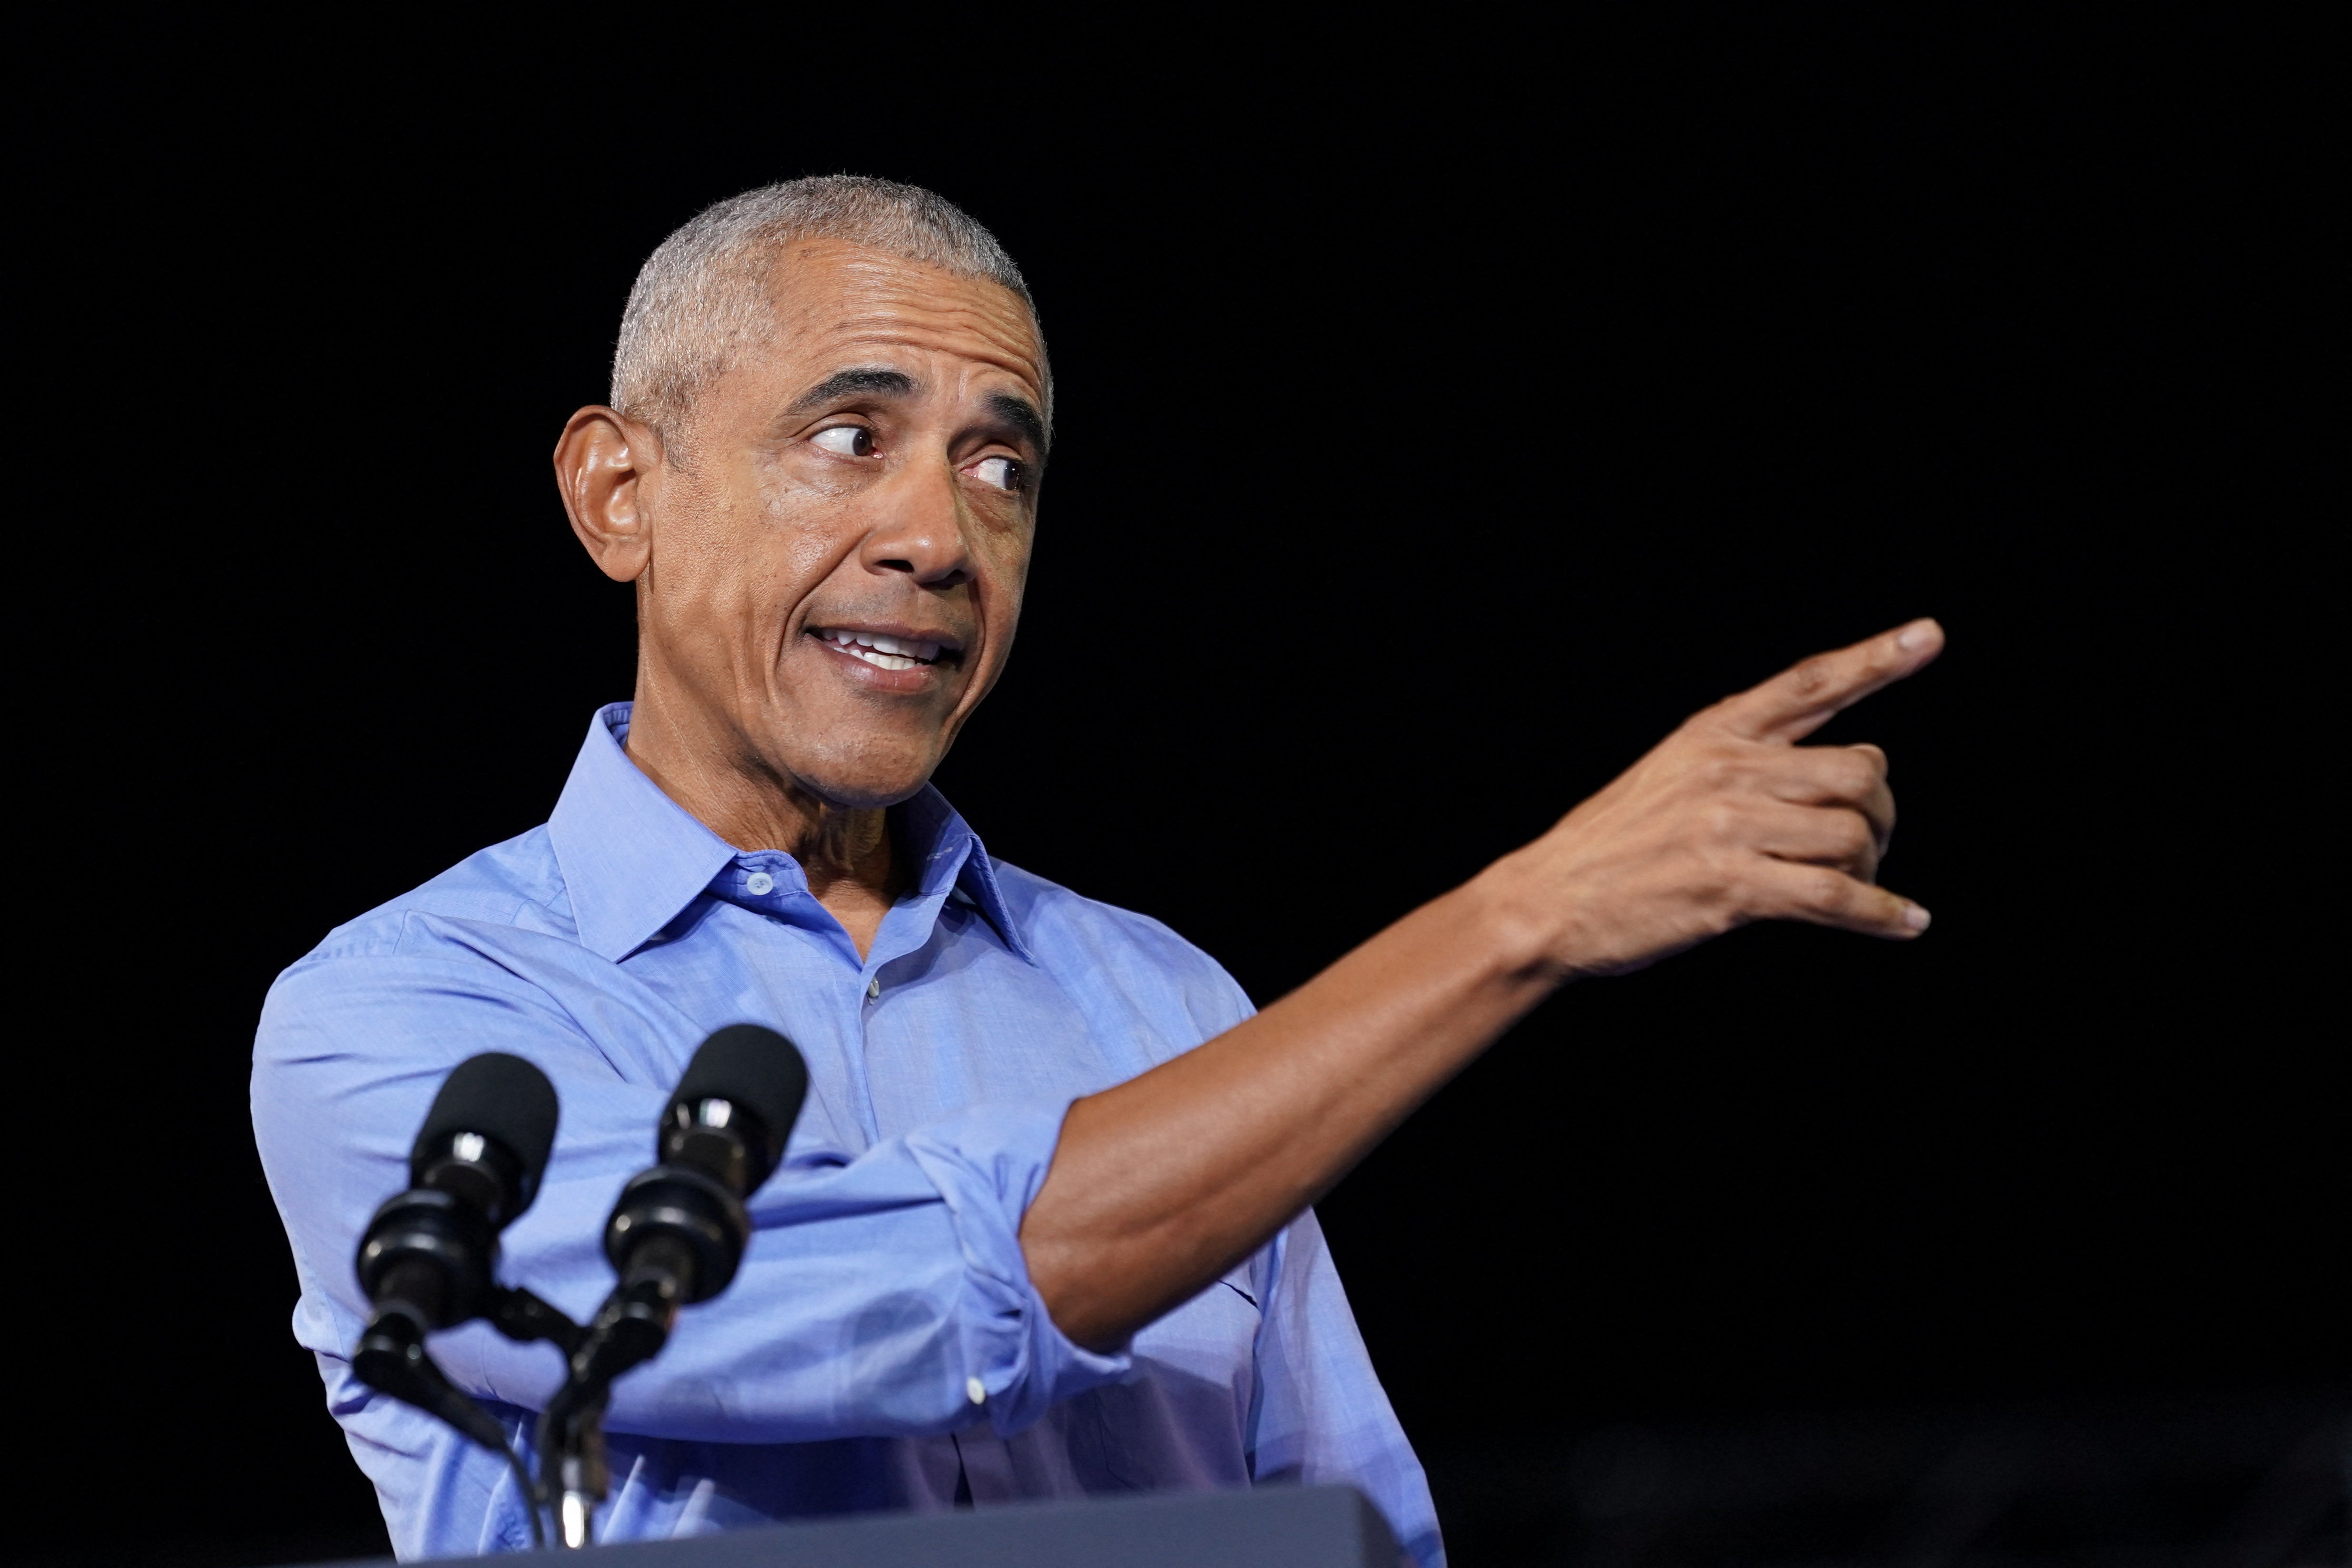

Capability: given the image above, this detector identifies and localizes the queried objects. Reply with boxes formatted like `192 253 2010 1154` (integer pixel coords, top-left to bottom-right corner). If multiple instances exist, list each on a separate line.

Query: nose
859 460 974 588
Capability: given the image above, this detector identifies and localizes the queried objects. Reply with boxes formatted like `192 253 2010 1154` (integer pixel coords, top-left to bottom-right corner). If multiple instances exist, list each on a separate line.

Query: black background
17 12 2339 1566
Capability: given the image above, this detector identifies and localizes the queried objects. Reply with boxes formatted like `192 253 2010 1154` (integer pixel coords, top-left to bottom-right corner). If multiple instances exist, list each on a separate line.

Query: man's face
626 240 1047 808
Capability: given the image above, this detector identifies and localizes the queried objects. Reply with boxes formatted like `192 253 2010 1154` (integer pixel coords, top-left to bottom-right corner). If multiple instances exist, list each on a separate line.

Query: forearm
1020 856 1568 1350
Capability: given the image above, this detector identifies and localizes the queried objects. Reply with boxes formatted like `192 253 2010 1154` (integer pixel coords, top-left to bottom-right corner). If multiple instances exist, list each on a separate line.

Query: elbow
1022 1233 1133 1354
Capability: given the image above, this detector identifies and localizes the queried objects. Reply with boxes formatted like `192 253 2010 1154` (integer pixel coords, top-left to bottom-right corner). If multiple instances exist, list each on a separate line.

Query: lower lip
810 635 951 693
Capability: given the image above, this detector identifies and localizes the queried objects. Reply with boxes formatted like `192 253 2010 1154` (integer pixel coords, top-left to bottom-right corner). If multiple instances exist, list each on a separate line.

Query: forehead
751 239 1046 406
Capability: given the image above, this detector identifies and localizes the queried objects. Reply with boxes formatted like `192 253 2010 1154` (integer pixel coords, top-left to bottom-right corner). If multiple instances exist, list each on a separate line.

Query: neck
620 684 904 955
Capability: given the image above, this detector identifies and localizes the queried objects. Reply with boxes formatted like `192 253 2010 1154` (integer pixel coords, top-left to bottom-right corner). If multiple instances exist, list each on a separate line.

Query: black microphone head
661 1025 809 1195
410 1053 560 1220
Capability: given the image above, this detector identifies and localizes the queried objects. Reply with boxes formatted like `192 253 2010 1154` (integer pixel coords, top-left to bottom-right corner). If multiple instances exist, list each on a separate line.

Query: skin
556 240 1944 1354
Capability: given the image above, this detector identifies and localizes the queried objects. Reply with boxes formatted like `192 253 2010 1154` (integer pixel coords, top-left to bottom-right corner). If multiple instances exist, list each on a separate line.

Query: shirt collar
547 703 1030 963
894 778 1035 962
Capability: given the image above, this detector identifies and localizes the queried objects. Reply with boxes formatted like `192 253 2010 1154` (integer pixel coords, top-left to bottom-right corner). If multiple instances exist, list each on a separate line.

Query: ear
553 407 664 583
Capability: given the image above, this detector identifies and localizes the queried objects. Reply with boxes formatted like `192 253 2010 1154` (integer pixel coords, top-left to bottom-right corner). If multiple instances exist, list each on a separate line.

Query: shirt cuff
902 1100 1129 1436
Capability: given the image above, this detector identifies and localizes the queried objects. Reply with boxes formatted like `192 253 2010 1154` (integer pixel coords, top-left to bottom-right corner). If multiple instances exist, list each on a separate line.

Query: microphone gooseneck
350 1053 570 1550
540 1025 811 1548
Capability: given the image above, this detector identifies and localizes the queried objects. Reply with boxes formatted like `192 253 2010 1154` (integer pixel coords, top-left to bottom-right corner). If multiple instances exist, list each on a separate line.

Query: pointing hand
1505 619 1944 976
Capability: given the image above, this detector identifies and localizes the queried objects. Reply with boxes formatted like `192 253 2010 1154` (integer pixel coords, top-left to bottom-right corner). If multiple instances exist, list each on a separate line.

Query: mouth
808 625 963 674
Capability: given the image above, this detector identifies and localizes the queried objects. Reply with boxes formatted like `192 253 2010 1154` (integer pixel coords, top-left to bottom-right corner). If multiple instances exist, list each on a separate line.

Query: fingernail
1896 620 1935 652
1902 902 1932 931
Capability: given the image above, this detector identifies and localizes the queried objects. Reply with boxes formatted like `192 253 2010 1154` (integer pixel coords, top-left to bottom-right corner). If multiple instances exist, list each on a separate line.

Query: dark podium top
295 1484 1403 1567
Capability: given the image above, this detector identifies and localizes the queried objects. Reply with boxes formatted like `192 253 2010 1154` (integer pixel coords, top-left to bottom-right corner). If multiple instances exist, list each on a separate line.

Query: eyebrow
785 366 917 414
783 366 1048 458
987 392 1050 458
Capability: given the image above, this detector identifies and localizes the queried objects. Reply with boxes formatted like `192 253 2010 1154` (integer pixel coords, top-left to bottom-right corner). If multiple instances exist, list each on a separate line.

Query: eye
970 456 1022 492
810 425 873 457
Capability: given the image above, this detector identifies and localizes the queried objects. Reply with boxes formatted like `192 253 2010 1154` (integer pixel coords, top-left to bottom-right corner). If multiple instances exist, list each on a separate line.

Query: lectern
291 1483 1403 1567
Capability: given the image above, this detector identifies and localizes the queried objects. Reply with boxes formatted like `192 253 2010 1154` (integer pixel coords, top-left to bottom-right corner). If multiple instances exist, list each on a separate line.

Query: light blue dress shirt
252 704 1441 1564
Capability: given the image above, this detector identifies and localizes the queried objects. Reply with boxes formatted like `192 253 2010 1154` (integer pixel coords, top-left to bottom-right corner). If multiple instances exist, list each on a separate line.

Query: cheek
748 481 866 611
650 502 822 660
971 513 1035 587
973 534 1031 636
769 525 843 608
645 490 737 619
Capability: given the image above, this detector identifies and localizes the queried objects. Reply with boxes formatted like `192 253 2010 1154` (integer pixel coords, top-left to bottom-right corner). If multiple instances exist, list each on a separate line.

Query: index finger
1713 619 1945 744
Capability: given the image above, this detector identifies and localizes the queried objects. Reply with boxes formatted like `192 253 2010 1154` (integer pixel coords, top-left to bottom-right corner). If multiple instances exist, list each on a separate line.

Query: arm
253 952 1122 1446
1022 620 1942 1349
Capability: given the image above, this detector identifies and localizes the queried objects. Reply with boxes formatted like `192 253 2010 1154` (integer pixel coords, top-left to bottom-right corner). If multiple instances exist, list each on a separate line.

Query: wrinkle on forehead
763 240 1047 405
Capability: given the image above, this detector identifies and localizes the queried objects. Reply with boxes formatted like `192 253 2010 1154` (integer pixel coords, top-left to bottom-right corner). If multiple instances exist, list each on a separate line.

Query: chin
784 744 942 812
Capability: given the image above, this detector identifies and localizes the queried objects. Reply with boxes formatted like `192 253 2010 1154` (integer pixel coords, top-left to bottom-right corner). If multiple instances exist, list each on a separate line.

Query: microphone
540 1025 809 1546
607 1022 810 1308
351 1054 566 1501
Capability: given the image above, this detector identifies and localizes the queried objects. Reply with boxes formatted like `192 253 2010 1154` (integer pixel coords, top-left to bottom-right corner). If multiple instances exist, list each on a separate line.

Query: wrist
1462 851 1581 988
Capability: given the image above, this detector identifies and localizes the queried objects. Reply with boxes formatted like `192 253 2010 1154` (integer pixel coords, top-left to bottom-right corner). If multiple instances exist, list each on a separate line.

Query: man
254 176 1938 1565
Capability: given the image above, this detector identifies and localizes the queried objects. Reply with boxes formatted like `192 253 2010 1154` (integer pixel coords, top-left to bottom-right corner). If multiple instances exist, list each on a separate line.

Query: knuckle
1812 751 1869 800
1784 657 1835 701
1694 848 1744 901
1700 801 1744 842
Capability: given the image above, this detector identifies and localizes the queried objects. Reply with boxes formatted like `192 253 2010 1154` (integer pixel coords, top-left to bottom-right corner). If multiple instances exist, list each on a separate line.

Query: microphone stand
536 1236 697 1548
353 1284 585 1550
531 1027 801 1547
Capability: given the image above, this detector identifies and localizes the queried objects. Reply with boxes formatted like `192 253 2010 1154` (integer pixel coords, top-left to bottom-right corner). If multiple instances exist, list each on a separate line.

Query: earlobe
553 406 660 584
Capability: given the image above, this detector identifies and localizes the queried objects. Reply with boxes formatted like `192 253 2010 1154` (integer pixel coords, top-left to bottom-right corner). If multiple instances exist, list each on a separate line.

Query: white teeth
817 628 937 672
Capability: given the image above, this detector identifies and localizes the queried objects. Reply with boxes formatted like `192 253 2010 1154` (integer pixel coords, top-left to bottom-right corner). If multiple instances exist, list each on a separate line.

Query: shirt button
745 872 774 895
866 977 882 1000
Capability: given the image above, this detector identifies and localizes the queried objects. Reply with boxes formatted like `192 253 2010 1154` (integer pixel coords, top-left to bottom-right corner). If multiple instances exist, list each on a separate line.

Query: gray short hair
610 175 1047 445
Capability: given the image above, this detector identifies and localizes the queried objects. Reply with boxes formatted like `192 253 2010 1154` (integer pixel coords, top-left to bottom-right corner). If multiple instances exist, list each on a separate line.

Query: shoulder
988 857 1257 1038
255 825 602 1095
990 857 1225 978
274 825 575 975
